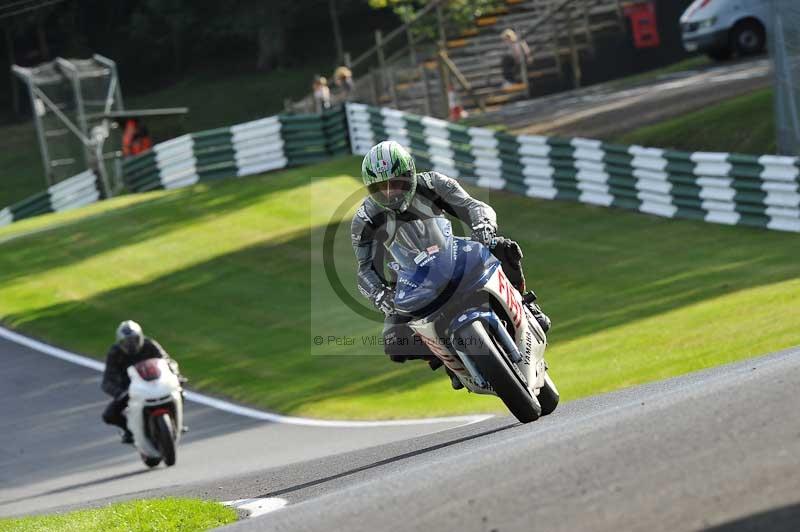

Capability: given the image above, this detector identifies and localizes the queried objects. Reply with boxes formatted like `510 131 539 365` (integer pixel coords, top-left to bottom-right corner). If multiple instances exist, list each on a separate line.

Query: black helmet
116 320 144 355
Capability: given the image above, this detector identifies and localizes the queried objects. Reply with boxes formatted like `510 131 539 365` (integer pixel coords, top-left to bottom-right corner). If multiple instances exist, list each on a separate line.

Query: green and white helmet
361 140 417 212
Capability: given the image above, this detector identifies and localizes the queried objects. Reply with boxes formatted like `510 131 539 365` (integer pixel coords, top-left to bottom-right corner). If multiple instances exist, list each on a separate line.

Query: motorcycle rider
101 320 185 443
351 140 550 390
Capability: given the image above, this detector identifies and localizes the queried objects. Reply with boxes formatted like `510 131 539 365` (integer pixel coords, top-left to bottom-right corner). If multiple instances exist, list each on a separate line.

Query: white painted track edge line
223 497 289 518
0 325 492 428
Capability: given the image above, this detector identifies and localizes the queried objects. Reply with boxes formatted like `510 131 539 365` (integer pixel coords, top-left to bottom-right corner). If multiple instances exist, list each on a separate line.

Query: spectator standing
500 29 532 89
122 118 153 157
313 75 331 113
333 66 355 101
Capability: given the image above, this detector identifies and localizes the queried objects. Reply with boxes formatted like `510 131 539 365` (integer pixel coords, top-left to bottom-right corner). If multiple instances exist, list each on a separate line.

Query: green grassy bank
617 87 776 154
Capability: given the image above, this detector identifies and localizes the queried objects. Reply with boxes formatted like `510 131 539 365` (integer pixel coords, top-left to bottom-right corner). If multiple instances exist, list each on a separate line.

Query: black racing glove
373 287 396 316
471 219 497 247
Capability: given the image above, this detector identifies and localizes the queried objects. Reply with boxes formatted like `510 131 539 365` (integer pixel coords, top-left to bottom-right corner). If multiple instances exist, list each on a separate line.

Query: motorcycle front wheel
154 413 177 466
454 321 541 423
538 371 559 416
140 453 161 468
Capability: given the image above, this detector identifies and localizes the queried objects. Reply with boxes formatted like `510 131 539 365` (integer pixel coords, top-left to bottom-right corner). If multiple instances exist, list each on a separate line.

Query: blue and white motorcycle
391 217 558 423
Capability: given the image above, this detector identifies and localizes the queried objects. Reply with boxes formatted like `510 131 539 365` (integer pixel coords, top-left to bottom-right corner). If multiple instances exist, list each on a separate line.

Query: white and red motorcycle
126 358 184 467
392 218 558 423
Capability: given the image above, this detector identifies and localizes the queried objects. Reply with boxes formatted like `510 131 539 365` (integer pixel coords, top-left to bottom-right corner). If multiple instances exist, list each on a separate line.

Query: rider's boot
522 291 551 333
121 429 134 444
446 367 464 390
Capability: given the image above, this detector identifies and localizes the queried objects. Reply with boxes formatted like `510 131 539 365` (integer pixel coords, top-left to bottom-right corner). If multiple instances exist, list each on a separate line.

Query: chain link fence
771 0 800 155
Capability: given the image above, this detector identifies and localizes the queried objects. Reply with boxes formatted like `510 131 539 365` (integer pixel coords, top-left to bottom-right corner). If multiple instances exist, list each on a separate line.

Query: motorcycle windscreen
134 359 162 381
393 234 500 318
387 216 454 272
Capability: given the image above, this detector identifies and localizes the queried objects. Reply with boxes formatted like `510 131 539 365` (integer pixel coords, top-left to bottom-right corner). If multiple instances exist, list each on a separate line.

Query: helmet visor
120 334 142 355
367 172 414 210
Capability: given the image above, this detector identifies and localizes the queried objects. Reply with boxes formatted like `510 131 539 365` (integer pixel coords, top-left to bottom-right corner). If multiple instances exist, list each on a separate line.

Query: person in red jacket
122 118 153 157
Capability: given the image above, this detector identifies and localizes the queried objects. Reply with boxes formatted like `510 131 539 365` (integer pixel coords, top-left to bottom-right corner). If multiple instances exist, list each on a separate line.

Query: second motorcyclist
101 320 185 443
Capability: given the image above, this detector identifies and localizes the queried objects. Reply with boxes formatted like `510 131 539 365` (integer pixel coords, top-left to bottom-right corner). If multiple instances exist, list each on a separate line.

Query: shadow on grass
0 168 318 287
5 197 800 414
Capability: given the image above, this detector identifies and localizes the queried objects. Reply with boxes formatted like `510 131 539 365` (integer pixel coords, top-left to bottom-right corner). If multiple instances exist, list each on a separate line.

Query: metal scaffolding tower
12 54 124 195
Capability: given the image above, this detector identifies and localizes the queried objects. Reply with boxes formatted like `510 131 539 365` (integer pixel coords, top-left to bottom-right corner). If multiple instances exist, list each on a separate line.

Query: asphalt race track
219 346 800 532
486 57 772 138
3 332 800 531
0 335 468 517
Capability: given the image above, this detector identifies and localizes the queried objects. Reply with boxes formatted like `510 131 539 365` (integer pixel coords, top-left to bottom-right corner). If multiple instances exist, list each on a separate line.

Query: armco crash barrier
4 102 799 234
122 108 350 192
0 169 102 227
346 103 800 233
0 108 350 226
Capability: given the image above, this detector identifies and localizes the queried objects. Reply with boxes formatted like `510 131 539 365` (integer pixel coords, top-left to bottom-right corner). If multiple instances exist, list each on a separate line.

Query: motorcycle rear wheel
454 321 541 423
154 413 177 466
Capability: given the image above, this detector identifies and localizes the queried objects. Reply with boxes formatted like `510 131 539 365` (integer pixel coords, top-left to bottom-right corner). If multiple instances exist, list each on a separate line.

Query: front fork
448 309 525 390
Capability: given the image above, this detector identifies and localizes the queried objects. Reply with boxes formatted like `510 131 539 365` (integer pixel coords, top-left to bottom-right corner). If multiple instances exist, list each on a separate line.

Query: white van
680 0 770 61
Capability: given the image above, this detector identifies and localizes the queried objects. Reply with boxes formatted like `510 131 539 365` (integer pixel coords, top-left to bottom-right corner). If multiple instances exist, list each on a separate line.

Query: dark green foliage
0 0 397 115
368 0 502 40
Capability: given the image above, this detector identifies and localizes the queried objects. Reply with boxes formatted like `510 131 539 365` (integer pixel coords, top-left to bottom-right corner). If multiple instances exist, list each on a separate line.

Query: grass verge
616 87 775 154
0 498 236 532
608 55 712 90
0 156 798 419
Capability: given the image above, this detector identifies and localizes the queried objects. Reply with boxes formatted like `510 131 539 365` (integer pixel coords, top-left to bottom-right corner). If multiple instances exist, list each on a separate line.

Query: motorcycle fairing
126 358 183 458
394 229 548 396
394 236 501 319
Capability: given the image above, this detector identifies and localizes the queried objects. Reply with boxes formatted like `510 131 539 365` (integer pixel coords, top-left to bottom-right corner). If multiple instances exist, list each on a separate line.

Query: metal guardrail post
436 42 451 119
436 2 446 45
407 26 417 66
388 66 399 109
328 0 344 65
615 0 626 32
369 68 379 105
375 30 398 108
550 12 563 79
566 7 581 88
420 64 432 116
583 0 595 57
520 51 530 97
375 29 386 83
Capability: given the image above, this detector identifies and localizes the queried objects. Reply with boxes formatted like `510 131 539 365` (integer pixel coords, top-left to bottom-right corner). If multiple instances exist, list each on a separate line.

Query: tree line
1 0 499 117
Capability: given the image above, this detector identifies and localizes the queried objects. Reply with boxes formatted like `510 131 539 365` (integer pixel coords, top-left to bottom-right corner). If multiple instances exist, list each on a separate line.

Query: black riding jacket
101 338 172 398
351 171 497 309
